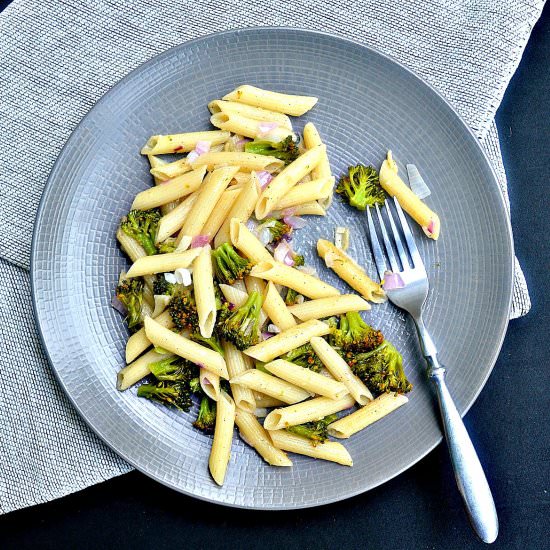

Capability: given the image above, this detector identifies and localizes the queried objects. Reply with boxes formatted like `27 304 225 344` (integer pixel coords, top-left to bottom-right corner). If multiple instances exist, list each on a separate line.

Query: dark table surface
1 3 549 549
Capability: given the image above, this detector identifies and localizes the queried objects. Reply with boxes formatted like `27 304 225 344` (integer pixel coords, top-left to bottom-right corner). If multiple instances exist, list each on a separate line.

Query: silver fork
366 197 498 544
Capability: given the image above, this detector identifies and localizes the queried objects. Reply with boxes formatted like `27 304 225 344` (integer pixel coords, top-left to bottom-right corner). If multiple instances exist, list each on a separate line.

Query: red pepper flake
173 145 183 152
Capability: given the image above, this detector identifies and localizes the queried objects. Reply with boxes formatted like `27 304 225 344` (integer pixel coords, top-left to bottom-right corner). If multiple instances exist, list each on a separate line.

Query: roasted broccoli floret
257 218 292 245
336 164 385 210
292 254 305 267
244 135 300 164
331 312 384 353
219 291 263 350
349 341 412 395
115 278 144 331
287 414 338 445
193 396 217 433
153 274 176 296
137 381 193 411
149 356 199 385
190 333 225 356
156 239 177 254
120 209 161 255
284 288 299 306
282 343 324 373
168 290 199 332
212 243 253 284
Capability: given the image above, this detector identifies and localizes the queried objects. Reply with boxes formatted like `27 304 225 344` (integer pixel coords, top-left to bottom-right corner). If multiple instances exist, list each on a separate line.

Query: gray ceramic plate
31 28 513 509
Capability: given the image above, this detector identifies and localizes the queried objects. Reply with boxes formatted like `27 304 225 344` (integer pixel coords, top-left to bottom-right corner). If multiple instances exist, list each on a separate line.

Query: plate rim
30 26 514 509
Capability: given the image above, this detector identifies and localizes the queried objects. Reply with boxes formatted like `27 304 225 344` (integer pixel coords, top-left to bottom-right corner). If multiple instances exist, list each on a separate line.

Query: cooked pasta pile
114 85 413 485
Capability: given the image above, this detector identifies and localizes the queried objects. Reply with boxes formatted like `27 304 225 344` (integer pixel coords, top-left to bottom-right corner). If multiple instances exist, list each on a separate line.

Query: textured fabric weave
0 0 539 514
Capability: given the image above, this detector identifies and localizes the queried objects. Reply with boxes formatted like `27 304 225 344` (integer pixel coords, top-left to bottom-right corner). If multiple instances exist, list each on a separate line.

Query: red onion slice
257 121 278 136
194 140 211 155
384 272 406 289
273 240 292 263
256 170 274 190
283 215 307 229
111 296 127 316
261 331 274 340
191 234 210 248
186 150 200 164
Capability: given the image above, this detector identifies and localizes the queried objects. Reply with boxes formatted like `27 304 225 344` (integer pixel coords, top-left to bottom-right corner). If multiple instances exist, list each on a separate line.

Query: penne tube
274 177 334 210
152 294 171 317
293 201 326 216
116 350 174 391
328 393 409 439
229 219 273 263
155 192 199 244
214 175 260 247
244 275 266 296
193 246 217 338
234 409 292 466
262 281 296 331
253 392 286 409
255 145 325 219
263 395 355 431
141 131 230 155
178 166 240 238
125 248 202 278
303 122 333 209
223 85 318 117
115 233 156 294
231 171 251 186
230 370 312 405
200 367 220 401
141 293 154 315
317 239 386 303
250 260 340 300
201 187 242 240
147 155 181 215
219 283 248 307
125 310 173 364
150 158 192 181
269 430 352 466
310 337 373 405
379 151 440 240
222 340 256 413
288 294 371 321
264 359 348 401
190 151 283 173
131 166 206 211
144 317 228 379
211 112 292 142
209 391 235 486
244 319 330 362
208 100 293 130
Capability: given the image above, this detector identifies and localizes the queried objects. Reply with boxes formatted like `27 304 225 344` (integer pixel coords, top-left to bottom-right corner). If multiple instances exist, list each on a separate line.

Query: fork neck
412 315 445 378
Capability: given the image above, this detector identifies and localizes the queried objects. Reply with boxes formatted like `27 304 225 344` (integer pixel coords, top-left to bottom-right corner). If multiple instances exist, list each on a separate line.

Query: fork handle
429 365 499 543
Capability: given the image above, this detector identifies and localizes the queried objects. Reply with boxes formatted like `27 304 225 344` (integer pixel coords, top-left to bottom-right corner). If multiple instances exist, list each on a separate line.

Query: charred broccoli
244 135 300 164
120 209 161 255
190 332 225 355
256 218 292 245
212 243 253 284
287 414 338 445
153 274 176 296
349 341 412 395
331 312 384 353
336 164 385 210
115 278 144 331
149 356 199 384
168 290 199 332
156 238 177 254
284 288 300 306
282 343 324 373
137 381 193 411
219 291 263 350
193 396 217 433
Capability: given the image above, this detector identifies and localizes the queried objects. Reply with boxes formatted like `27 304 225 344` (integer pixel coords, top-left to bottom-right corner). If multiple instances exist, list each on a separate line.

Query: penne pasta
141 131 230 155
317 239 386 303
125 248 202 278
208 100 293 130
292 201 326 216
244 275 266 296
190 151 283 173
116 228 156 293
144 317 228 378
200 367 220 401
250 260 340 300
230 370 312 405
244 319 330 362
178 166 240 238
379 151 440 240
253 392 286 409
328 393 409 439
303 122 333 209
263 394 355 431
234 410 292 466
288 294 371 321
209 390 235 485
201 187 242 240
263 359 348 401
116 350 174 391
222 340 256 413
223 85 318 117
210 112 292 142
131 166 206 211
125 309 173 364
310 337 373 405
214 175 260 247
193 246 217 338
229 219 273 263
155 192 199 244
219 283 248 308
255 145 326 219
269 430 352 466
274 177 334 210
231 171 251 186
150 157 192 181
148 154 182 215
262 281 296 331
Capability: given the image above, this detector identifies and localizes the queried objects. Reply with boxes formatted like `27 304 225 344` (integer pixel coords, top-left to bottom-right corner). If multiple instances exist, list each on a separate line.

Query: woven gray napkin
0 0 540 515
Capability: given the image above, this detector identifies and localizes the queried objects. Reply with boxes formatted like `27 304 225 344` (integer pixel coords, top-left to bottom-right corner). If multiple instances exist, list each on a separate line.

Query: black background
1 3 549 549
